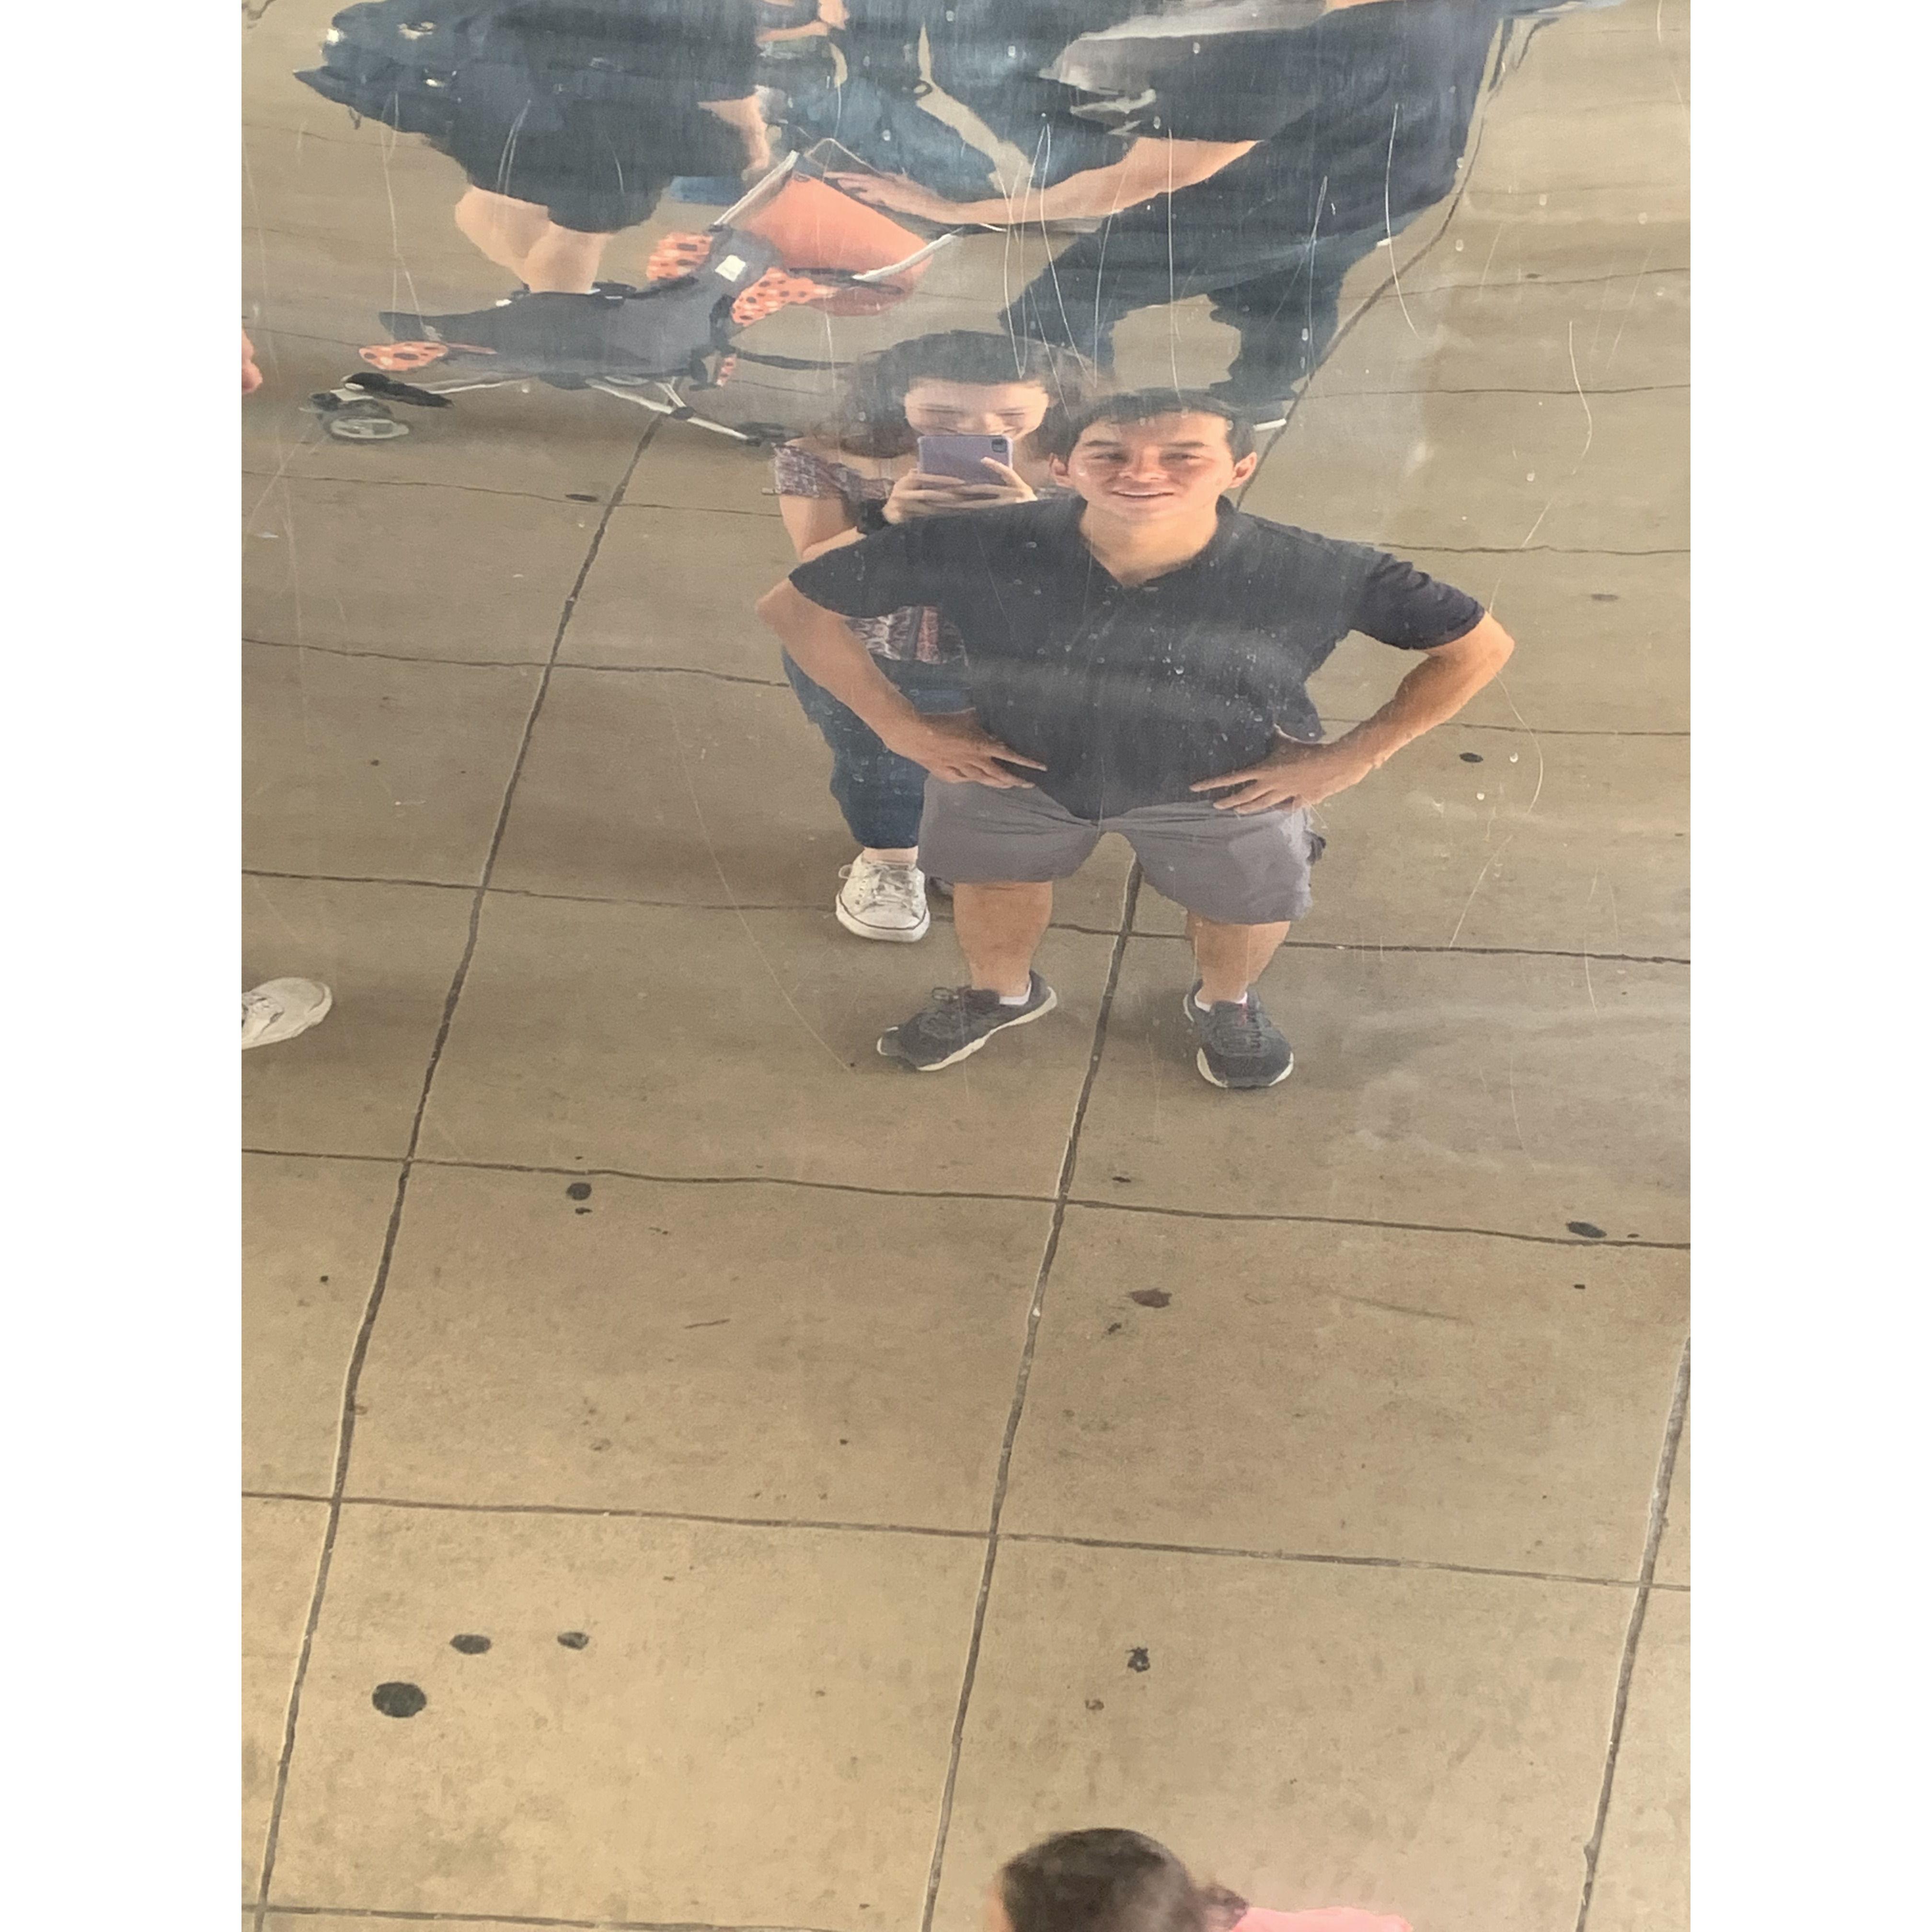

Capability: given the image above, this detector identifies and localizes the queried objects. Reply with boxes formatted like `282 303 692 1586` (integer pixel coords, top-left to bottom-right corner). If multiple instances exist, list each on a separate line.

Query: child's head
993 1831 1246 1932
834 331 1096 458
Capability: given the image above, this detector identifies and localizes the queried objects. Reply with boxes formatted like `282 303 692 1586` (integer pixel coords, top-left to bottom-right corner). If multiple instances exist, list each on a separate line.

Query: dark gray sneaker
1183 983 1293 1090
879 973 1057 1071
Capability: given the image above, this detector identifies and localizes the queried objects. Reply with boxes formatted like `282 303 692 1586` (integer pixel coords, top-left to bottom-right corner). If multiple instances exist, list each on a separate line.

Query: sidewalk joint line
1572 1334 1690 1931
241 1492 1671 1591
251 421 659 1931
236 1149 1684 1251
918 861 1145 1932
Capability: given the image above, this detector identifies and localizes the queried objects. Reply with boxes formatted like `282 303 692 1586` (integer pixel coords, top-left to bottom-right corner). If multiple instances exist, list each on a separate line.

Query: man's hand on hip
1191 737 1374 815
892 713 1046 788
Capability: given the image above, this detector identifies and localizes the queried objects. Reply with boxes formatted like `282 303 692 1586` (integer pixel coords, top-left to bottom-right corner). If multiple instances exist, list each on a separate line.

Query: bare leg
1187 912 1291 1005
954 881 1054 998
453 187 550 277
519 223 612 294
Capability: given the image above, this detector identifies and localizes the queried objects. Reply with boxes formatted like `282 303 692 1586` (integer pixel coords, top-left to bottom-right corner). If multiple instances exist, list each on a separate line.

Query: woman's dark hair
998 1830 1248 1932
830 330 1097 459
1037 389 1257 464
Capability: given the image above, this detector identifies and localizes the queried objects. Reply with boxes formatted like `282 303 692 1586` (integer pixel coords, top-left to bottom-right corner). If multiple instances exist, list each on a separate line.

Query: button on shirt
788 495 1483 821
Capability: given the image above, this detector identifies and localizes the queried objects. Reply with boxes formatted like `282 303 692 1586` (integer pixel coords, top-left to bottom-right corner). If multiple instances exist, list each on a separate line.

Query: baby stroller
307 149 957 446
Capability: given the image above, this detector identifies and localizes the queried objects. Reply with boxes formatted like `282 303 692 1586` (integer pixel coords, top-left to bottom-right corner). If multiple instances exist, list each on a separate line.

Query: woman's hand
883 462 1036 524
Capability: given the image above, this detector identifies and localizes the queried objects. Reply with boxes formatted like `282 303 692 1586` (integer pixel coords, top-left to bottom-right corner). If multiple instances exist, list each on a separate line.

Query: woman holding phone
774 331 1094 943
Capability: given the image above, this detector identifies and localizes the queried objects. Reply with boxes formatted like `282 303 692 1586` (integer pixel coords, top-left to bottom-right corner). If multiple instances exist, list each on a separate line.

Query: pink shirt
1233 1907 1412 1932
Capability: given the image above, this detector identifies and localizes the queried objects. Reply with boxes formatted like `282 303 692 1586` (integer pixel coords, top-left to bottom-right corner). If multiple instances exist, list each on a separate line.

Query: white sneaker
835 854 931 943
242 978 333 1049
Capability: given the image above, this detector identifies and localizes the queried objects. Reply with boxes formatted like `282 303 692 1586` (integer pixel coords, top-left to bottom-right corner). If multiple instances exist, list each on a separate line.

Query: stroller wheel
321 400 411 442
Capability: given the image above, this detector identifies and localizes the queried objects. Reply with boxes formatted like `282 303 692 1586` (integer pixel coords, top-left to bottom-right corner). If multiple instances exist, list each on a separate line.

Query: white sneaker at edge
835 855 932 942
242 978 334 1049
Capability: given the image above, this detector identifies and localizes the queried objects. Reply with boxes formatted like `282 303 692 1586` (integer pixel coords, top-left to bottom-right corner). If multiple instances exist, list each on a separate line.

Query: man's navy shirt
788 494 1483 821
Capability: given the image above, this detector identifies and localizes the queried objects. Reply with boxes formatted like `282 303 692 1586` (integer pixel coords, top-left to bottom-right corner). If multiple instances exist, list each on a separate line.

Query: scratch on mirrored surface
376 117 425 319
245 413 330 528
1565 320 1595 464
242 136 274 360
1515 319 1599 553
1029 125 1082 384
1587 265 1617 359
1490 678 1545 816
272 479 305 644
1165 137 1183 390
1447 832 1516 948
1474 223 1505 297
245 882 309 950
1383 107 1419 337
1582 875 1602 1013
240 134 334 512
1605 246 1655 372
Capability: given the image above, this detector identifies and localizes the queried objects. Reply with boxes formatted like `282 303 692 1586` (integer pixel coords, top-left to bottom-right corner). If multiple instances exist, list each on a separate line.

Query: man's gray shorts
917 779 1319 925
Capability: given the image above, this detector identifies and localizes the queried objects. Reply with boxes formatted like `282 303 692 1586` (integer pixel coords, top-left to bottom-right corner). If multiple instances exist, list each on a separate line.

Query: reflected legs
1002 218 1399 406
953 882 1055 1000
1187 911 1291 1005
518 223 612 295
453 186 611 294
952 889 1288 1007
453 188 549 276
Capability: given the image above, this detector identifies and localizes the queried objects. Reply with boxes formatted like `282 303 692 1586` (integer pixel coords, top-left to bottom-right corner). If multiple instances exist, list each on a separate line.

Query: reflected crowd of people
248 4 1632 1915
260 0 1600 1087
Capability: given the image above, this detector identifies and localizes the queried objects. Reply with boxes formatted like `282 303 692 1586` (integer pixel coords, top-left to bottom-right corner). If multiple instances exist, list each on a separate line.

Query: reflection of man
758 392 1514 1089
841 0 1522 414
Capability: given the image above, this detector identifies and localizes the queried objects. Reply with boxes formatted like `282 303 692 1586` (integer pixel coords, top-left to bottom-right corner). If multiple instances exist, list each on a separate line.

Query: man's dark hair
1039 389 1256 464
830 331 1097 458
999 1830 1248 1932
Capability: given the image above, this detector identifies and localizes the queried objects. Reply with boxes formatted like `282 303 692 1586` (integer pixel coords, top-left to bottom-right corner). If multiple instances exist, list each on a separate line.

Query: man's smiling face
1052 411 1260 523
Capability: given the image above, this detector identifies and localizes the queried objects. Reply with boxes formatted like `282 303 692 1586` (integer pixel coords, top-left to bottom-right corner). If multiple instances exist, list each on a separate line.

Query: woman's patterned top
773 442 956 665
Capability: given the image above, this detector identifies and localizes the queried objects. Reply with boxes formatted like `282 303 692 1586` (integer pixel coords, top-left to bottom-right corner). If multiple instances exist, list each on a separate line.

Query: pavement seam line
1571 1333 1691 1931
916 861 1145 1932
240 873 1690 961
257 1906 850 1930
250 421 659 1929
241 1492 1668 1592
238 1148 1687 1251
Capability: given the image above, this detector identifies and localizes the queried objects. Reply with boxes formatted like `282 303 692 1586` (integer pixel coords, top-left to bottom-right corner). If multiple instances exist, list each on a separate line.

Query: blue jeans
783 650 971 851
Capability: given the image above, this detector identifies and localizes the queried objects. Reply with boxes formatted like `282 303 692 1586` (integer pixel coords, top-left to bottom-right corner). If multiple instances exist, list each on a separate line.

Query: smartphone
916 433 1013 481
